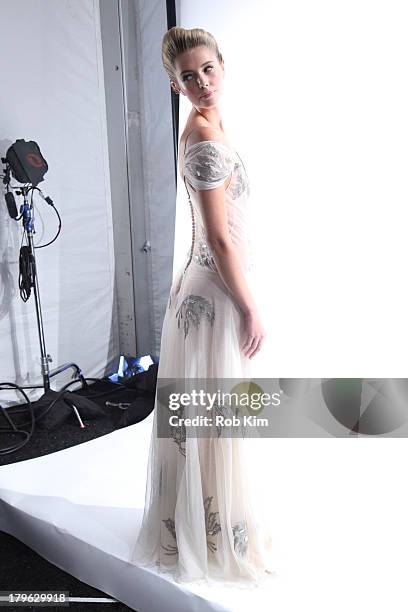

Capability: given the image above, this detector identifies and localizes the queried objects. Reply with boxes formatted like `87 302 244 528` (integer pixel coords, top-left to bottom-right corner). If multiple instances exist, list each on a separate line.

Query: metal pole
21 188 51 391
26 230 51 390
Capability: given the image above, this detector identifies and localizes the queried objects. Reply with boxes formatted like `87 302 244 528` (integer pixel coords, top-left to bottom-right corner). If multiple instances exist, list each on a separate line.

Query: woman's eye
182 66 214 82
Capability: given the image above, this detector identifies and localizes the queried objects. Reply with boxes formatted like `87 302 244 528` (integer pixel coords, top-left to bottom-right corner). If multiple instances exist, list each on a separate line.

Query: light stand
18 185 86 394
1 138 87 400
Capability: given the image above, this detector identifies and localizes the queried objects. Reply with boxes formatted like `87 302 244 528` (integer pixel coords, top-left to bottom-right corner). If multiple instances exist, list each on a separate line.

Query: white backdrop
0 0 118 403
171 9 408 612
178 0 408 378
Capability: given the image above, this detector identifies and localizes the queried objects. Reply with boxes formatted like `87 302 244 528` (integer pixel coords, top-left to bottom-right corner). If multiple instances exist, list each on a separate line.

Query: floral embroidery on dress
204 496 222 553
193 240 217 270
175 295 215 339
184 142 233 189
161 518 178 555
232 520 249 557
161 495 222 556
229 162 250 200
171 406 186 457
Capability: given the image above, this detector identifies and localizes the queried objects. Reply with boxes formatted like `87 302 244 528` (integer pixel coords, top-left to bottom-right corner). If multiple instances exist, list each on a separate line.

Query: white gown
130 130 274 588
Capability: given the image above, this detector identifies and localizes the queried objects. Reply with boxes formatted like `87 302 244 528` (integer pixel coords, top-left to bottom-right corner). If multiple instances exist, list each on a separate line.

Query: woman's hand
240 307 266 359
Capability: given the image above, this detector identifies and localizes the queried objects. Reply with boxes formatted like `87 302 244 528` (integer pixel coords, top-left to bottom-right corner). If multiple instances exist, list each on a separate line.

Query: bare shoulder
181 122 227 150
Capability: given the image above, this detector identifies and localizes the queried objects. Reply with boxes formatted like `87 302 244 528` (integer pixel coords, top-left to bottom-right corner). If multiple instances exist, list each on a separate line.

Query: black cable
1 379 88 430
0 372 150 455
0 383 34 455
0 179 62 248
18 245 34 302
1 377 130 425
16 186 61 303
29 185 62 248
34 203 61 248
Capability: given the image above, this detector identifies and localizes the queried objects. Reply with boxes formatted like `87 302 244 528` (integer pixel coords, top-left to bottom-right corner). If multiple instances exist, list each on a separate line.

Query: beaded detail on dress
230 160 250 199
175 294 215 339
161 495 222 556
193 239 217 270
232 521 249 557
184 141 234 191
184 141 250 200
171 406 186 456
182 140 251 278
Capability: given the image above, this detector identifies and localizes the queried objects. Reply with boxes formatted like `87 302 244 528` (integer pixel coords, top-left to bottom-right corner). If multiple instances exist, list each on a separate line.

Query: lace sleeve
183 141 234 190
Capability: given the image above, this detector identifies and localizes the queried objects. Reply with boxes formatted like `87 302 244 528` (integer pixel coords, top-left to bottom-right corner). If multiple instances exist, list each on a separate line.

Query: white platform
0 414 280 612
1 416 407 612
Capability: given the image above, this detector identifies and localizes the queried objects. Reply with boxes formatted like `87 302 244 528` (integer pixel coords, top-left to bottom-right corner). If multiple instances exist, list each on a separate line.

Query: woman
131 26 274 588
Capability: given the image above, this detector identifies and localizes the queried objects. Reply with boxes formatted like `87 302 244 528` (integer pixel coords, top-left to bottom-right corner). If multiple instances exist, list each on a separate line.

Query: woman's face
171 45 224 109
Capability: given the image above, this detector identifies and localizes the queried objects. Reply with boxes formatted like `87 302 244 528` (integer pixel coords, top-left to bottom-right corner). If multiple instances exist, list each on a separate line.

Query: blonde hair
161 27 223 84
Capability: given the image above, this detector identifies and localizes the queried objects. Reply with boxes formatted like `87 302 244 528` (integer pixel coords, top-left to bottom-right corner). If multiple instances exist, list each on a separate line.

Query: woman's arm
197 184 266 358
186 127 265 357
199 181 256 315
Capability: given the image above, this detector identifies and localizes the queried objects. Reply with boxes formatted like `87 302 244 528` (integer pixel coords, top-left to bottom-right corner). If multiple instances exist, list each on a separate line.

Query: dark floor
0 367 158 611
0 531 136 611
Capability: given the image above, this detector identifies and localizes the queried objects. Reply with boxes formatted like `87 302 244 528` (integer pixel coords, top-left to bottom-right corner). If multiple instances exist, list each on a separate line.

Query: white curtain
0 0 118 403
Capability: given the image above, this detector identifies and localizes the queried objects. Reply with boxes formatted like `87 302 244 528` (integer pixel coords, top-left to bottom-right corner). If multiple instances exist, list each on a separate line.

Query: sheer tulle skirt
130 260 274 588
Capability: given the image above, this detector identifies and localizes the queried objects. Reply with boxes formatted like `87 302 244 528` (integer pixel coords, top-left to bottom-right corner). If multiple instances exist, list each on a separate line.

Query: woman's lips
201 90 214 99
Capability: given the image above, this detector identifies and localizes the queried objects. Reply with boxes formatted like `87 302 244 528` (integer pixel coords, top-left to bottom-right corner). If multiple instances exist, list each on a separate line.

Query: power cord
0 383 34 455
0 377 131 453
18 245 34 302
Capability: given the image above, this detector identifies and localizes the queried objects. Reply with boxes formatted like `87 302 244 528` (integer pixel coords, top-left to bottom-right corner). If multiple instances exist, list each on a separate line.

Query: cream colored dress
130 129 274 588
